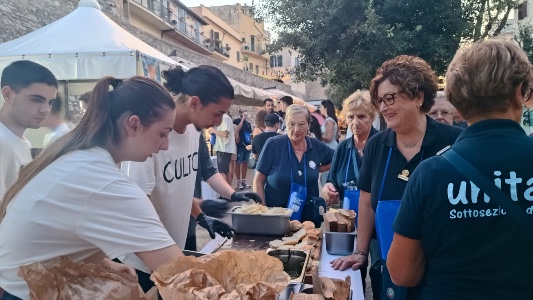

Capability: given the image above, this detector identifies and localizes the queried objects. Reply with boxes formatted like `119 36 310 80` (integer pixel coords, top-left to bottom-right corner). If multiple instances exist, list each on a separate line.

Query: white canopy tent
0 0 178 80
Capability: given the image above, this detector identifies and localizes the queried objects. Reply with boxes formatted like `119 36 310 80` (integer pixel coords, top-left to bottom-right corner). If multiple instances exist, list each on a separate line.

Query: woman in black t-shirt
330 55 462 300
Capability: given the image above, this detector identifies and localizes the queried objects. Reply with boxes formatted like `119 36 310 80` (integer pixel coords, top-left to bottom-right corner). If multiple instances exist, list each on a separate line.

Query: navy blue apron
286 140 307 221
342 148 360 227
375 147 423 300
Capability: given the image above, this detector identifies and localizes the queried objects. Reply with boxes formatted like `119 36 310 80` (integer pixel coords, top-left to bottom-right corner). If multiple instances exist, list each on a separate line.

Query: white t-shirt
43 123 71 146
213 114 236 154
0 121 32 201
120 124 200 273
0 147 174 299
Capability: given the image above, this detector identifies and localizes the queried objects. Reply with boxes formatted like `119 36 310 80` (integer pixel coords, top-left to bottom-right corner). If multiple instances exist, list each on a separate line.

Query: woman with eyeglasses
330 55 462 300
253 105 334 221
427 91 456 126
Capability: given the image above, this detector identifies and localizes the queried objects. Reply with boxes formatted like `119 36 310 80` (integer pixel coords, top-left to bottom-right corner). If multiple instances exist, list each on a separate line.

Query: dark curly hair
369 55 438 113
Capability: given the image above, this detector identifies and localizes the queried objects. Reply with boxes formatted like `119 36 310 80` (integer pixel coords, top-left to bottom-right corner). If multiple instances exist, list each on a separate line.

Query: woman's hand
330 253 367 271
322 182 339 205
102 258 137 278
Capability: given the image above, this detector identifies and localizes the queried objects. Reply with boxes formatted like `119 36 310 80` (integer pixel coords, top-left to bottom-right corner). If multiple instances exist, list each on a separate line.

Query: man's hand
230 191 262 203
102 258 137 278
208 127 215 134
200 199 230 218
196 213 235 239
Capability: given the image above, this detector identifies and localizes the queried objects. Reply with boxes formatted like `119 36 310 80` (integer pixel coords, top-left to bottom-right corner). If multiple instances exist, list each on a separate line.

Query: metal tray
325 231 357 256
228 206 291 235
267 249 310 284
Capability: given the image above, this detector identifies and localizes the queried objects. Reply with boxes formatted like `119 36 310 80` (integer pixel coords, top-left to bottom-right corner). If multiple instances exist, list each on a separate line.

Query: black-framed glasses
523 108 532 126
374 92 401 107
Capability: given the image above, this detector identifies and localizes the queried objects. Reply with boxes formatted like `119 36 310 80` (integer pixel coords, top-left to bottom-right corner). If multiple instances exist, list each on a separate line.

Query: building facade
190 5 242 68
208 4 271 76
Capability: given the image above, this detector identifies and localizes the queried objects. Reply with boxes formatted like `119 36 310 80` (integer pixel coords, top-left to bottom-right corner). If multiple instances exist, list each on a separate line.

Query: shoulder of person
432 119 463 143
264 134 287 147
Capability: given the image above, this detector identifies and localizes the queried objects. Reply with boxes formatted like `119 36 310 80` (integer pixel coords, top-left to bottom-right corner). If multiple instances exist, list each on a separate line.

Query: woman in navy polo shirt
253 105 334 217
388 38 533 300
331 55 462 300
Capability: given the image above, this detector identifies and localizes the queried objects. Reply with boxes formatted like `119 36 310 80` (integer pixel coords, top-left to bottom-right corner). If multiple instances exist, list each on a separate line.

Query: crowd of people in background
0 36 532 300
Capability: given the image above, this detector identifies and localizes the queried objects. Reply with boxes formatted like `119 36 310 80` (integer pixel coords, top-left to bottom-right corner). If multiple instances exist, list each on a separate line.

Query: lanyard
344 148 360 183
287 139 307 188
377 147 425 201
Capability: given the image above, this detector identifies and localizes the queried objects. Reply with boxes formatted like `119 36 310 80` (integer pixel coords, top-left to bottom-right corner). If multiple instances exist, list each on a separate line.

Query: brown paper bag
151 250 291 300
311 267 351 300
19 257 146 300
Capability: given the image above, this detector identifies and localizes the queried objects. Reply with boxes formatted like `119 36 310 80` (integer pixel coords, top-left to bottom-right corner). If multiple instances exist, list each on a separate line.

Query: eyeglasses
287 122 309 130
523 108 532 126
374 92 402 107
428 110 453 118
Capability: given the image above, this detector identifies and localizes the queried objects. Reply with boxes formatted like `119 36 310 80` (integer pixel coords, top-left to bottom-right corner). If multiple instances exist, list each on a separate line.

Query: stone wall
0 0 305 99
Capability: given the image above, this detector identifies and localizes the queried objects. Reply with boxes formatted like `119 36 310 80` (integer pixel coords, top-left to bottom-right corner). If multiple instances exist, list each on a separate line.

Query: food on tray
302 221 315 230
290 220 303 231
307 234 318 245
238 203 292 215
290 294 325 300
324 209 356 232
306 228 321 237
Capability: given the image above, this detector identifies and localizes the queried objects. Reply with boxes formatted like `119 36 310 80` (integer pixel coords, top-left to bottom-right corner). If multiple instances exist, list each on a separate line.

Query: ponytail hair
162 65 234 105
0 76 175 220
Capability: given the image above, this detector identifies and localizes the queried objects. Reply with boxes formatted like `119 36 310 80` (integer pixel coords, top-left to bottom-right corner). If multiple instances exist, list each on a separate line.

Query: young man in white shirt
209 112 236 185
121 66 261 295
42 94 71 146
0 60 58 201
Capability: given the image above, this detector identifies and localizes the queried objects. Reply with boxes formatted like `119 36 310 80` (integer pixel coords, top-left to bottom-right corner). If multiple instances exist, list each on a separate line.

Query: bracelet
353 250 367 257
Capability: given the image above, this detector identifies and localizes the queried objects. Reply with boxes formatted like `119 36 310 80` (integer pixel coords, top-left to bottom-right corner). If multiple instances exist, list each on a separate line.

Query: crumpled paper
151 250 291 300
19 257 147 300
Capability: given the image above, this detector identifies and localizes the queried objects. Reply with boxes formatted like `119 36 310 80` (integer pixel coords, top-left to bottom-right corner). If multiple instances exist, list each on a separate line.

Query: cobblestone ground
195 168 374 300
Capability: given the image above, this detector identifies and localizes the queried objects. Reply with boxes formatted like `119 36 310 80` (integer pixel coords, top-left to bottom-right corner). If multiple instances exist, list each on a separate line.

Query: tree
516 22 533 62
258 0 464 102
462 0 521 41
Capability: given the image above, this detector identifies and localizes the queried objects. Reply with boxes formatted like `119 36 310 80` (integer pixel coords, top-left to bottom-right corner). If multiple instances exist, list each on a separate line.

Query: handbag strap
441 148 533 231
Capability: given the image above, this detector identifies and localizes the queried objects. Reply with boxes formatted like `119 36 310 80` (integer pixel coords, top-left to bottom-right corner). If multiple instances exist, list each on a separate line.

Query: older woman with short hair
388 38 533 300
322 90 380 298
253 105 334 221
331 55 462 299
427 91 456 125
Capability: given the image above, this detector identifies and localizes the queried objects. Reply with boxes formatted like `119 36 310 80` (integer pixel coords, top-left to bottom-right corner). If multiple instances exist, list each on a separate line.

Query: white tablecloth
318 234 364 300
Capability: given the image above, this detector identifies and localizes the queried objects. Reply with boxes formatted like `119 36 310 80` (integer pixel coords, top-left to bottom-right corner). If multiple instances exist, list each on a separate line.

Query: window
178 8 186 33
251 36 255 51
237 51 241 62
249 63 253 71
256 65 259 74
270 55 283 68
194 21 200 42
294 57 300 67
518 2 528 20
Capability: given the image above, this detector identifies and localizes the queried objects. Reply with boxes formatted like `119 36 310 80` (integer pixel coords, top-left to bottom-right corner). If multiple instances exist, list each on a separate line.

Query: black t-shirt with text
394 119 533 299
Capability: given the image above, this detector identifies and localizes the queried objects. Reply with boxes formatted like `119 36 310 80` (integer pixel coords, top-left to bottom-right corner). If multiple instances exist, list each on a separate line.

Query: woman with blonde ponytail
0 76 183 300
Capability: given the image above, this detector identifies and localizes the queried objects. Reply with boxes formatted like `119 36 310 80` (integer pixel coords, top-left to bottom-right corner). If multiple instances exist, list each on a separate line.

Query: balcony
130 0 212 55
129 0 173 30
210 43 230 61
241 43 267 58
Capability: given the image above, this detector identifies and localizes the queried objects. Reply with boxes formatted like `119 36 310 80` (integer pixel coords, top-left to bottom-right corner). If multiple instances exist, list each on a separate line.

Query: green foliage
516 22 533 63
258 0 464 101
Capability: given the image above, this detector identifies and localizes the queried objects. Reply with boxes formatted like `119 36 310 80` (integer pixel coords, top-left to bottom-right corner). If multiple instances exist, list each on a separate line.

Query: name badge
309 161 316 169
398 169 409 181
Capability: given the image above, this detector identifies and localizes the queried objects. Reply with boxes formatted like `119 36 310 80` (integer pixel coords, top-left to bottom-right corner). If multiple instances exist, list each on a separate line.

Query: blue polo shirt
358 116 463 211
256 135 334 207
394 119 533 300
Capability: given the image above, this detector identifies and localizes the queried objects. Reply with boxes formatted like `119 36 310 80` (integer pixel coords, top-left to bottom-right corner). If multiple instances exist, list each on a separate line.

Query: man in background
276 96 293 133
233 110 252 190
209 112 236 185
42 94 71 146
263 98 275 113
251 113 280 161
0 60 57 200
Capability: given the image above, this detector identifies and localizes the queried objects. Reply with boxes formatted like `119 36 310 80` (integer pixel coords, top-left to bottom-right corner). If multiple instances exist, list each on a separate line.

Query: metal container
267 249 310 284
325 231 357 255
228 206 291 235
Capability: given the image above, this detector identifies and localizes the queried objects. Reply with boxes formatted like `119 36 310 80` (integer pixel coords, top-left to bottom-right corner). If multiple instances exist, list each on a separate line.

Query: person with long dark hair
0 76 182 300
121 66 261 294
319 99 339 149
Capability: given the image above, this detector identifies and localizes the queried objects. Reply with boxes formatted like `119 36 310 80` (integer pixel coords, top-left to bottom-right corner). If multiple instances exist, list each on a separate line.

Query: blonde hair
285 104 311 124
446 37 533 119
342 90 377 120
